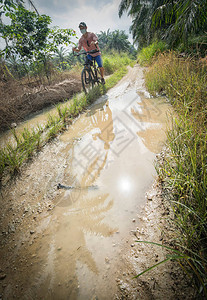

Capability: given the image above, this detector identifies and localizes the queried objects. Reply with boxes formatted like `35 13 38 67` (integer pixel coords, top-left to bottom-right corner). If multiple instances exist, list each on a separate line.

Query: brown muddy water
0 101 68 149
0 66 173 299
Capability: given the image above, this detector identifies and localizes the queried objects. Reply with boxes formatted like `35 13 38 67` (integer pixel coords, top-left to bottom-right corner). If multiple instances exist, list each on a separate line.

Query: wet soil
0 65 194 299
115 177 194 300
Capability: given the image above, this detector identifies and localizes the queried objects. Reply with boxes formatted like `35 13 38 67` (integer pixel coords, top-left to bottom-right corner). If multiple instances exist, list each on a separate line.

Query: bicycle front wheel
81 68 93 93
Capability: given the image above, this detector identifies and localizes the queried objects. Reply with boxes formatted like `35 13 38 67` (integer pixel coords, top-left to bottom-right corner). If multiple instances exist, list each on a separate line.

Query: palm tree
97 29 111 49
53 47 69 70
97 29 131 53
119 0 207 48
153 0 207 46
119 0 152 47
6 55 22 78
65 51 85 67
107 30 131 53
119 0 169 47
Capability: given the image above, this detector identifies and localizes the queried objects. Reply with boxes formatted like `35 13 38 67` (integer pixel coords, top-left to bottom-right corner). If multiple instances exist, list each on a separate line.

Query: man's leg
99 67 105 84
99 67 104 78
95 56 105 84
86 54 93 66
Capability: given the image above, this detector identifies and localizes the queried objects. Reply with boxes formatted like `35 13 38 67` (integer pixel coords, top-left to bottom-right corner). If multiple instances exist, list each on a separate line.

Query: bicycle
73 49 102 94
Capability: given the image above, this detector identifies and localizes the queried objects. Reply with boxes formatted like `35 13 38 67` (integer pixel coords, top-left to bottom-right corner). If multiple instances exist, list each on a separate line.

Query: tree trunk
43 56 50 84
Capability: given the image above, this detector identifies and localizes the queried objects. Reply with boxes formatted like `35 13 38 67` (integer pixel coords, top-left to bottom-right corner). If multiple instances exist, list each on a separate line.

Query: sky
0 0 133 50
33 0 132 42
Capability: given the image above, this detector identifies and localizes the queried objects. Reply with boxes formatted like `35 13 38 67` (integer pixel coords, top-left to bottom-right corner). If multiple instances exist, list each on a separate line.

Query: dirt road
0 65 189 300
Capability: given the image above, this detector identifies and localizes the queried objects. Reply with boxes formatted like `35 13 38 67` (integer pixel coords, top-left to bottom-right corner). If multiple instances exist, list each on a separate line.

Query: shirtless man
73 22 105 84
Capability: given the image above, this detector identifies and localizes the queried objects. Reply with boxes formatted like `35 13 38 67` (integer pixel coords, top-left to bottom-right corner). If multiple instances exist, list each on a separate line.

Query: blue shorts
87 54 103 68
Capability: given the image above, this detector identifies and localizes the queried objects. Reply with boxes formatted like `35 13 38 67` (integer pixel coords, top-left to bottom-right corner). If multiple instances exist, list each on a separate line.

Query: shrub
137 41 167 66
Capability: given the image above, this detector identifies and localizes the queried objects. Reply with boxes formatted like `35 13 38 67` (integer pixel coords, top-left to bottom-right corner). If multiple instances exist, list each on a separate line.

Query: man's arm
73 47 80 52
73 40 82 52
90 33 99 49
72 45 81 52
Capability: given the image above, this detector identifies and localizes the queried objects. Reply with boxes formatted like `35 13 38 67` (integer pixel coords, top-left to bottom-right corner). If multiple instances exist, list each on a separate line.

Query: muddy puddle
0 95 79 148
0 66 173 299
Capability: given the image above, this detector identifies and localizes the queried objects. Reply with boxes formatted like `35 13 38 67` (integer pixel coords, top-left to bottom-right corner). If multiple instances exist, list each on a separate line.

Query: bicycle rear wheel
81 68 93 93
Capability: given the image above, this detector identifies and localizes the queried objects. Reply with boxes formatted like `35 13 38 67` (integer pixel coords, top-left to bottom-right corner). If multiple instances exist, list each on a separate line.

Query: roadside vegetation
0 53 133 184
144 51 207 298
119 0 207 55
118 1 207 297
137 41 167 66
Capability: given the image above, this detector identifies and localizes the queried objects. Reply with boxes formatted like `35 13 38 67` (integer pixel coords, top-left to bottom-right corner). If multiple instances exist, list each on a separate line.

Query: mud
0 65 193 299
115 178 194 300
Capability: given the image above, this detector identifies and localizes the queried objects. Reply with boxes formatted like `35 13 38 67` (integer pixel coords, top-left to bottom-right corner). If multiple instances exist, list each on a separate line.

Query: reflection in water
35 100 118 299
6 86 173 300
131 95 170 124
90 103 115 150
138 128 164 153
130 94 172 153
25 156 117 298
49 193 114 299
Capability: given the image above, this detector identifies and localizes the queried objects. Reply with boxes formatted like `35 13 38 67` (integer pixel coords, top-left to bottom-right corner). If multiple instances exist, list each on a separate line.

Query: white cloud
36 0 132 38
0 0 133 50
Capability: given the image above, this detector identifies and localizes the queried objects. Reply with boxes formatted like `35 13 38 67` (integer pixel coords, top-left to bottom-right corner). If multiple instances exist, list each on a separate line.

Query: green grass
0 126 43 176
137 41 167 66
103 51 133 74
0 54 132 182
144 51 207 298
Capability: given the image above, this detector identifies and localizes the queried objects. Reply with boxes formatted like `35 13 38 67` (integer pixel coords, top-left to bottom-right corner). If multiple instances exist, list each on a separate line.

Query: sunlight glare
118 176 133 194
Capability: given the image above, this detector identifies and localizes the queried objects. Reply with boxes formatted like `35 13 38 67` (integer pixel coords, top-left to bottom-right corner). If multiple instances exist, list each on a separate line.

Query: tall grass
103 51 133 74
0 53 132 182
0 126 43 176
137 41 167 66
145 51 207 297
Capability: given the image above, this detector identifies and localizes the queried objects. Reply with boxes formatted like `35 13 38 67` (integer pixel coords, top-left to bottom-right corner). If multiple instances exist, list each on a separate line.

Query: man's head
79 22 87 35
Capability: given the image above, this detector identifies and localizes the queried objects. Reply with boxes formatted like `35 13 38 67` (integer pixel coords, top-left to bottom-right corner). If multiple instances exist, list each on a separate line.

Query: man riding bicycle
73 22 105 84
